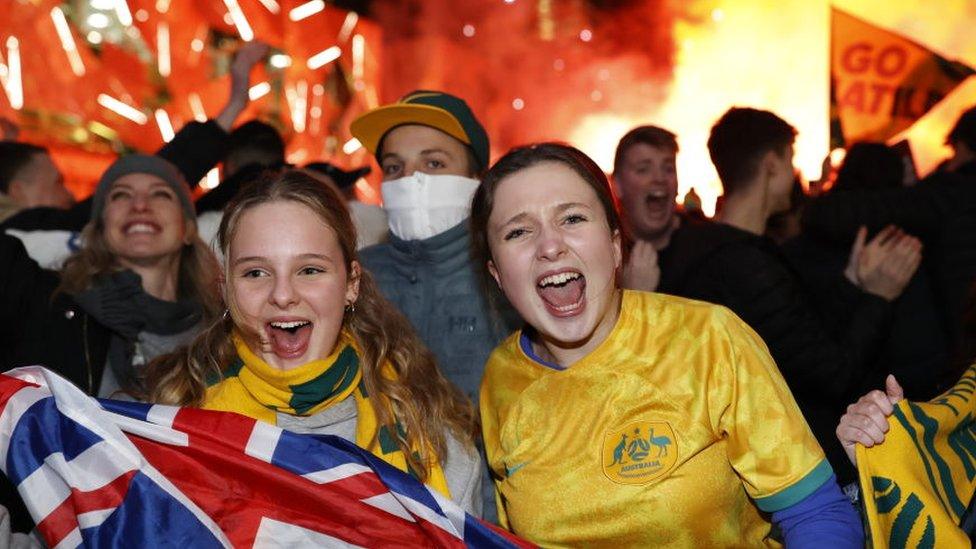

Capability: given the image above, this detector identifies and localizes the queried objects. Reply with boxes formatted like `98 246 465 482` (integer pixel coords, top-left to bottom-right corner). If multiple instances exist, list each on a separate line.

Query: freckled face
487 161 621 348
228 201 360 370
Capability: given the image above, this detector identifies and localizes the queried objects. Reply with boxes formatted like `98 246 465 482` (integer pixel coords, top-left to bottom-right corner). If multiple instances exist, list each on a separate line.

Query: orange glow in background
564 0 976 215
1 0 975 213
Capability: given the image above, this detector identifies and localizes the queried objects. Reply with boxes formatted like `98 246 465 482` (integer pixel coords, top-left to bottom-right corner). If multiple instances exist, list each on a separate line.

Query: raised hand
216 41 271 132
845 225 922 301
621 240 660 293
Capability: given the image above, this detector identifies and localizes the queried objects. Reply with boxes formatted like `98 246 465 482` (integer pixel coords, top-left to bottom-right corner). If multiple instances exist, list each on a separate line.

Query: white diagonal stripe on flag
146 404 181 429
360 492 416 522
18 461 71 521
396 491 465 540
303 463 371 484
0 383 50 470
253 516 368 548
245 421 283 463
77 508 116 529
50 527 82 549
108 411 189 446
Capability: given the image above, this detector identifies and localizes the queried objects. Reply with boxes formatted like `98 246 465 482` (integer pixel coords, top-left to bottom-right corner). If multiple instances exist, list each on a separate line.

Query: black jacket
0 234 111 393
782 233 949 401
0 233 114 532
0 120 229 232
657 215 891 484
802 165 976 358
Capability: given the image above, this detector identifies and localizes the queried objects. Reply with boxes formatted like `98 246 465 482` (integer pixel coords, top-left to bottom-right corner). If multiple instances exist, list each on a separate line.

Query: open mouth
644 188 673 209
536 270 586 317
123 221 162 235
266 319 312 359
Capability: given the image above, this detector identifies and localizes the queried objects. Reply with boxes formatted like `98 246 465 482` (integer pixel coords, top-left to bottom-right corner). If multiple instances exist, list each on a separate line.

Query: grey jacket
360 221 520 404
276 396 483 516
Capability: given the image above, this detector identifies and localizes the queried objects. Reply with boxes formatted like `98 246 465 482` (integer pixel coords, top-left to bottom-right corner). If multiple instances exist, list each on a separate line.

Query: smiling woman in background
0 154 220 398
470 142 864 547
146 171 484 514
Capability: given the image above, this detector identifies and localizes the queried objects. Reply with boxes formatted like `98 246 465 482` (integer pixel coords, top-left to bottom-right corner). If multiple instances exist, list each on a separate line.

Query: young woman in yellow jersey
469 143 863 546
145 170 484 514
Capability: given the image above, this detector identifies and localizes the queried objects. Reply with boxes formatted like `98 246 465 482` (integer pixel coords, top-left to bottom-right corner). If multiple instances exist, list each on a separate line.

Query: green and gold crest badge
602 421 677 485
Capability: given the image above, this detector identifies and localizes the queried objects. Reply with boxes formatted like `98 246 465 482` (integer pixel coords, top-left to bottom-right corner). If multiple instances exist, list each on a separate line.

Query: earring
222 309 230 321
344 301 356 314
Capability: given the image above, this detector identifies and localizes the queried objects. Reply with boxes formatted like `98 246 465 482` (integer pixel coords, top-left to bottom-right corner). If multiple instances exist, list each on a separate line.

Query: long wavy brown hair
146 170 476 480
57 195 221 317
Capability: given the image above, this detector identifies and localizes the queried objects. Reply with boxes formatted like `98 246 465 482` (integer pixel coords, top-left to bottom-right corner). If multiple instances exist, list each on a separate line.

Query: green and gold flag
857 365 976 548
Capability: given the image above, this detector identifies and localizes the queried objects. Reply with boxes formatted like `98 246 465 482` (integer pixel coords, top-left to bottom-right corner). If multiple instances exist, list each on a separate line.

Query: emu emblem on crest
602 421 677 485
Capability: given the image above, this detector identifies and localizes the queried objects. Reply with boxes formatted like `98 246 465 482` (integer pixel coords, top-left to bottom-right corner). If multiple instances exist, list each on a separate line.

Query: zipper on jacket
82 314 94 395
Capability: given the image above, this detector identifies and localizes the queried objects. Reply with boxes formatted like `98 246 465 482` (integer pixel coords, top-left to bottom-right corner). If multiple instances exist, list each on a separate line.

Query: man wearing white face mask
351 91 519 405
352 92 517 524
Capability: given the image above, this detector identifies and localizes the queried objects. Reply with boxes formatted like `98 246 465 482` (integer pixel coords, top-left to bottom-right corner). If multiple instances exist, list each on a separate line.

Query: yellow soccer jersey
480 290 830 548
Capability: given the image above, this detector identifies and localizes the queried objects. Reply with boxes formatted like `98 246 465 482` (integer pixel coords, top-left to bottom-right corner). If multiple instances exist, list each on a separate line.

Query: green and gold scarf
204 331 451 497
857 364 976 548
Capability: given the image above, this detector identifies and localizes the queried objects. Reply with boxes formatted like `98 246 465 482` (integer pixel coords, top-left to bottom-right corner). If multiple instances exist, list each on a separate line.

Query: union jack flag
0 367 533 548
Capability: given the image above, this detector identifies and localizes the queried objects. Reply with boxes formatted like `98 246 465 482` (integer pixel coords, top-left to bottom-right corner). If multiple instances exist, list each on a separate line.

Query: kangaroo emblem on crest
610 434 629 465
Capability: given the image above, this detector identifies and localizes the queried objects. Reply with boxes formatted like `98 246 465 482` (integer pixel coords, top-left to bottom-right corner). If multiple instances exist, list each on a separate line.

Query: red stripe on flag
127 431 460 548
0 375 40 418
35 470 136 547
171 407 257 453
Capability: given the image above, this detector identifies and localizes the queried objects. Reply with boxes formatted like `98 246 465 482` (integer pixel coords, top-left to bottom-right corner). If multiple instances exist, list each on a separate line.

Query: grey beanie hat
90 154 194 222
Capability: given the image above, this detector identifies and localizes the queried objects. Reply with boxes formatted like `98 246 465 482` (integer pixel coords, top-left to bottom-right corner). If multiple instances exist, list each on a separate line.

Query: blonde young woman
146 170 483 514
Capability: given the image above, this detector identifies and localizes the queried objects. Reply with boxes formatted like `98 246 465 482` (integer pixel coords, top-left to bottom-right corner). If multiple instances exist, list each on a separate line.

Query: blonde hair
57 201 221 317
146 170 476 479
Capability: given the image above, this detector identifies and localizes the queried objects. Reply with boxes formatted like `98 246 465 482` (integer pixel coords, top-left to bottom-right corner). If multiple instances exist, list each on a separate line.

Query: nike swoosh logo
505 462 528 477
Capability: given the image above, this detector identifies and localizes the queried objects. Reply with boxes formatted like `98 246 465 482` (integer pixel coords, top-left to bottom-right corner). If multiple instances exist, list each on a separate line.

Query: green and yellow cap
350 90 489 171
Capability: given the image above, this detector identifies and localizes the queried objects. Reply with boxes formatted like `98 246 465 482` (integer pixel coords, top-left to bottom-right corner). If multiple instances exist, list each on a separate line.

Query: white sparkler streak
87 121 118 141
114 0 133 26
365 85 379 109
3 38 22 110
51 7 86 77
355 179 377 202
352 34 364 81
337 12 359 42
97 94 148 125
154 109 174 142
249 81 271 100
257 0 280 14
286 148 308 164
342 138 362 155
289 0 324 22
188 93 207 122
310 84 324 134
222 0 254 42
294 80 308 133
307 46 341 70
200 167 220 190
284 84 298 131
269 54 291 68
155 0 172 13
157 22 171 77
